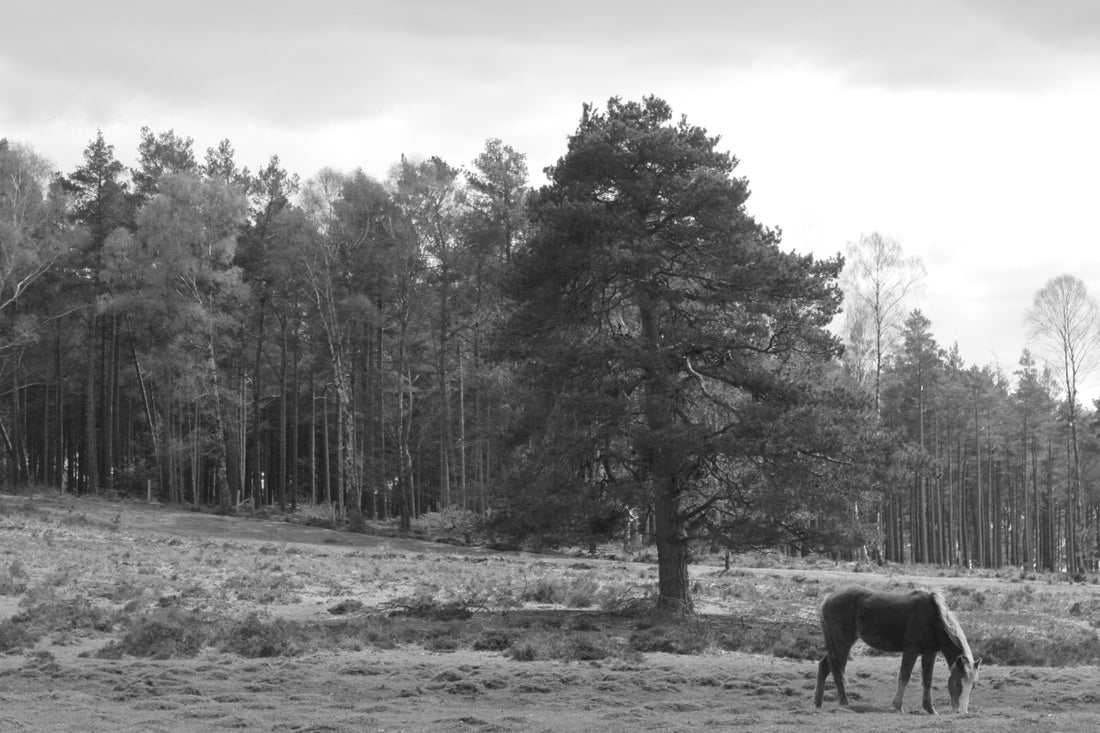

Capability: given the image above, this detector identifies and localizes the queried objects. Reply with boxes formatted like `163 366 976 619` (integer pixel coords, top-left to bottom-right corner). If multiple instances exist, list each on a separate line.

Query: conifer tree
508 97 847 611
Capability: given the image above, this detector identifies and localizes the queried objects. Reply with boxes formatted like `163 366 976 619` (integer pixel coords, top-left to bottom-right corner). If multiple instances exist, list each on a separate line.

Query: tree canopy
506 96 859 610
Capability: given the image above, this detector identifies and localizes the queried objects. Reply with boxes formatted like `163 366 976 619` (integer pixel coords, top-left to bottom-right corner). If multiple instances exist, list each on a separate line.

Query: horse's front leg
893 650 919 712
920 651 938 714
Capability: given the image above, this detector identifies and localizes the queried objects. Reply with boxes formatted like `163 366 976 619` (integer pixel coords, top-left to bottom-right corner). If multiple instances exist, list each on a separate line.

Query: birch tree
842 232 925 413
1025 274 1100 573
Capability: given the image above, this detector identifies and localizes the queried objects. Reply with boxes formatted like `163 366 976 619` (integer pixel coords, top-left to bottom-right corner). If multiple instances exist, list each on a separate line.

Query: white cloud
6 0 1100 395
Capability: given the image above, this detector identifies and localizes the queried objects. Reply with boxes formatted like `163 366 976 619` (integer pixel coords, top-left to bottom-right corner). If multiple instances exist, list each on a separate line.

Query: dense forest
3 96 1100 602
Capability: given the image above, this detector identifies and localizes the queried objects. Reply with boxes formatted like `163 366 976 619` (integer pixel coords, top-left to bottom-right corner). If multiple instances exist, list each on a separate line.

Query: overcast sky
5 0 1100 396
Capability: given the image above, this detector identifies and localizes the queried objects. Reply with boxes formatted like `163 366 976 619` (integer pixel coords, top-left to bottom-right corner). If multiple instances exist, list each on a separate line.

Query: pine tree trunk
653 474 692 612
278 317 288 510
638 289 692 612
292 316 300 511
84 311 99 495
251 305 265 505
323 384 331 505
54 319 65 491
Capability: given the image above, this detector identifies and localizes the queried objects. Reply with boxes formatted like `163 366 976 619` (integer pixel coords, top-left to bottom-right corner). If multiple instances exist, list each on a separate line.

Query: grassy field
4 490 1100 731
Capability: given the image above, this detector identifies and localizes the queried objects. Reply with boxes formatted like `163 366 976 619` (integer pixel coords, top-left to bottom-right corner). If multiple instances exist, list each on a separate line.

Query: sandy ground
3 494 1100 732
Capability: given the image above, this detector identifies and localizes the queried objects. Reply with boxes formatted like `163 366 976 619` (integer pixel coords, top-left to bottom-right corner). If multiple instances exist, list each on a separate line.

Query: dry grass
0 491 1097 669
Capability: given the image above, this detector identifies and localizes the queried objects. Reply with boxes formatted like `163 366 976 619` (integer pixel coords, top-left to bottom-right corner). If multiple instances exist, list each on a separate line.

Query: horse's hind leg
829 653 850 705
814 656 829 707
892 650 919 712
814 650 850 707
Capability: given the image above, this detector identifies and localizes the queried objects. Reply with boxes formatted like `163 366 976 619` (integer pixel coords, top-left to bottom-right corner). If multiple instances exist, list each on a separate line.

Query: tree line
2 97 1098 608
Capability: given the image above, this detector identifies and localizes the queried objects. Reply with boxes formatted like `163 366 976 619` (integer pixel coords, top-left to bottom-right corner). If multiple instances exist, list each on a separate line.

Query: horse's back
821 586 935 653
820 585 877 618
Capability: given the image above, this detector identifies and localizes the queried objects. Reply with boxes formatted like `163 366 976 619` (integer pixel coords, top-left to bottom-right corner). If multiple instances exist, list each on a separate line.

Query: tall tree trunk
55 318 65 491
458 352 468 512
309 338 316 505
207 335 231 510
292 316 300 512
638 289 692 612
131 344 162 494
333 366 356 517
278 316 288 510
397 363 415 532
84 311 99 495
103 314 118 492
323 384 331 505
251 304 266 505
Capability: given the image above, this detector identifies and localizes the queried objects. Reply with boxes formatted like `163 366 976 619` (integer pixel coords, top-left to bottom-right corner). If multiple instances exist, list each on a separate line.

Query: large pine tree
507 97 849 611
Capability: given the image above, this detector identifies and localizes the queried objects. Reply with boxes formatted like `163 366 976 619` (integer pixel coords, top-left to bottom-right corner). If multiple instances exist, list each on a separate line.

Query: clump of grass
388 595 473 621
768 626 822 660
522 576 566 604
559 636 615 660
0 619 35 652
508 642 538 661
629 621 710 655
504 632 635 662
12 596 115 636
715 617 821 661
328 599 366 615
221 613 302 658
473 630 512 651
426 636 459 652
58 511 89 527
226 571 303 604
946 585 987 611
0 560 28 595
971 627 1100 666
563 578 600 608
97 608 209 659
98 579 146 604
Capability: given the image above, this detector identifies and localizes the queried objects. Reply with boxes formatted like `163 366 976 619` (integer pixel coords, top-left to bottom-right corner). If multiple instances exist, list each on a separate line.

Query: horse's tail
819 590 849 662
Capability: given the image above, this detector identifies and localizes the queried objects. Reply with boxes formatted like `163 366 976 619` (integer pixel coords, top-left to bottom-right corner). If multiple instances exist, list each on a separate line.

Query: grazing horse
813 586 981 714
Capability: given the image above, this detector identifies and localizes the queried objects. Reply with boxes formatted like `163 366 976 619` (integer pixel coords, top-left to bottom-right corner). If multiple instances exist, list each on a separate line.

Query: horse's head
947 655 981 714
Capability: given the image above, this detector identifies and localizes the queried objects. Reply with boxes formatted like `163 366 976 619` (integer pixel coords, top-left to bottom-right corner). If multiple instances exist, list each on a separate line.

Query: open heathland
3 491 1100 731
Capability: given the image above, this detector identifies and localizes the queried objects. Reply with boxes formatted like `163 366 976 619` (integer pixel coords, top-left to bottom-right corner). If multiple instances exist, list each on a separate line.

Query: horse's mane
932 590 973 663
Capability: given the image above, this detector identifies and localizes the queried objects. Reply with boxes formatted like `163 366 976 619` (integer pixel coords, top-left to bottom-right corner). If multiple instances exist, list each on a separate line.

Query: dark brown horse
813 586 981 714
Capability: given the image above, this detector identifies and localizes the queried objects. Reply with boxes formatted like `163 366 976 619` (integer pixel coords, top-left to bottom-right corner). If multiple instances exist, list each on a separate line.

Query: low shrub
768 626 822 660
0 619 34 652
221 613 302 658
98 609 209 659
328 599 366 615
508 642 537 661
12 596 114 635
629 623 710 655
563 579 600 608
522 576 566 605
715 618 821 661
473 630 512 651
972 627 1100 666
